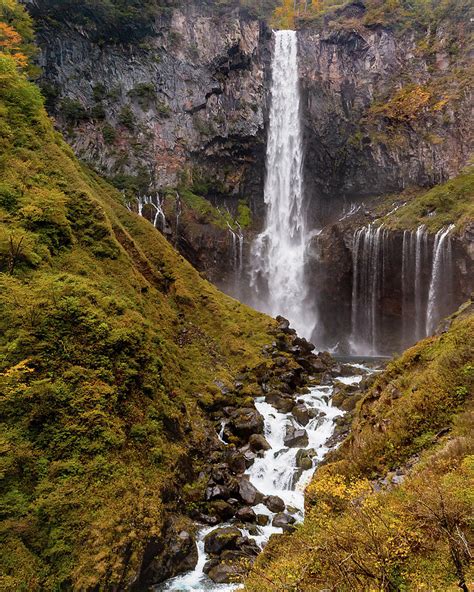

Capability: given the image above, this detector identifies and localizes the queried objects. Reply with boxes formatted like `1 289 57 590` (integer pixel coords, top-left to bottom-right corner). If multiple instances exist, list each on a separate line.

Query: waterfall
137 194 166 230
350 224 386 355
426 225 455 335
414 225 428 341
353 223 457 354
250 30 314 338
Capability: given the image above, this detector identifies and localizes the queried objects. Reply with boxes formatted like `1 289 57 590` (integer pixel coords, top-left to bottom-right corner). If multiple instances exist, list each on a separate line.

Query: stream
157 364 373 591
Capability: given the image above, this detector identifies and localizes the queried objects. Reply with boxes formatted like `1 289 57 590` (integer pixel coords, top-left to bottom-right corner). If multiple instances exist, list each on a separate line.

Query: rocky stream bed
149 318 380 591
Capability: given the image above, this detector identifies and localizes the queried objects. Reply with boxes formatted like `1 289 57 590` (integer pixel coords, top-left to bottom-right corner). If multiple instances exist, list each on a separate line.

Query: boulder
276 315 291 332
238 478 264 505
228 452 246 474
264 495 285 513
204 527 241 555
205 484 230 501
295 449 314 470
291 403 310 426
206 560 246 584
284 424 308 448
138 527 198 586
272 513 296 532
248 433 271 452
209 500 235 520
235 506 256 523
265 392 295 413
229 408 264 440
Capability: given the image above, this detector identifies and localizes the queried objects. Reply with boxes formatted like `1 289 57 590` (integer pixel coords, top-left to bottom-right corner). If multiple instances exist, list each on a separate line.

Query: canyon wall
28 0 473 352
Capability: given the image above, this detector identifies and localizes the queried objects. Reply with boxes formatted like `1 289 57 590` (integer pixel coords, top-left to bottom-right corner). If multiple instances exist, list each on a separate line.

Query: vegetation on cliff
0 4 276 589
379 167 474 233
244 306 474 591
271 0 472 30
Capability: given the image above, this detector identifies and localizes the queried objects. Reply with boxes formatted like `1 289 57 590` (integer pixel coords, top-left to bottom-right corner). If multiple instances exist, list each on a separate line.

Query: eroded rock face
298 18 472 225
33 5 271 198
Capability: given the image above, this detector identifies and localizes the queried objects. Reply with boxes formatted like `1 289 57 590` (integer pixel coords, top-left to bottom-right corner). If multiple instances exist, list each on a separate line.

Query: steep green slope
244 307 474 591
0 13 276 589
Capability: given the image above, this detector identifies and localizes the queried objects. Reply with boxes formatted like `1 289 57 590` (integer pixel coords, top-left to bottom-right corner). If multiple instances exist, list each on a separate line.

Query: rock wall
31 1 272 213
298 4 472 225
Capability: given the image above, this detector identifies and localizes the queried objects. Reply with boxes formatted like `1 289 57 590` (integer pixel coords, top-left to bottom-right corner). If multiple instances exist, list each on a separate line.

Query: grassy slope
244 308 474 591
377 167 474 233
0 46 276 590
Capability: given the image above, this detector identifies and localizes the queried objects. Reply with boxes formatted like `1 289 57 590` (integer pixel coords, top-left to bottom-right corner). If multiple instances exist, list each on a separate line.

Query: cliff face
298 6 472 225
32 2 271 212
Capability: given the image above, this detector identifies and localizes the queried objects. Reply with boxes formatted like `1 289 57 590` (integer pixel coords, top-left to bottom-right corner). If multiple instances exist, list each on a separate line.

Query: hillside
0 7 282 588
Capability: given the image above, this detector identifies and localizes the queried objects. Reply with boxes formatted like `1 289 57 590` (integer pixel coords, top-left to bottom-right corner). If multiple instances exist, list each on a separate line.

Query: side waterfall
351 224 456 355
250 30 315 338
426 225 455 335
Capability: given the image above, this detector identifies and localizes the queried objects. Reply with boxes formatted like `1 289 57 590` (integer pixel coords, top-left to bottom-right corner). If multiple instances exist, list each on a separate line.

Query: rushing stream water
158 367 368 591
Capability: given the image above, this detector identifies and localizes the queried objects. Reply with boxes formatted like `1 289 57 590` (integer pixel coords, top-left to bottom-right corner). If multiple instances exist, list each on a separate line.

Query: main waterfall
250 30 315 338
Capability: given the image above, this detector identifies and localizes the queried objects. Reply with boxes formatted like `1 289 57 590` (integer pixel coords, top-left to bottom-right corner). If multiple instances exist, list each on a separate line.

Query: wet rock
204 526 241 555
292 403 310 426
264 495 285 513
295 449 314 470
228 452 246 474
272 513 296 532
206 560 246 584
190 511 220 526
248 433 271 452
235 506 256 523
206 484 230 501
284 424 309 448
138 526 198 586
209 500 235 520
276 315 290 332
235 536 260 556
309 356 328 373
243 450 256 467
265 392 295 413
238 477 264 505
256 514 269 526
228 408 264 440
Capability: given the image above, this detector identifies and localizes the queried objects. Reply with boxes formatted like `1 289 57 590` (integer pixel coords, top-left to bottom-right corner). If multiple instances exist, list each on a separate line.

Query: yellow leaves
1 358 33 378
369 84 433 123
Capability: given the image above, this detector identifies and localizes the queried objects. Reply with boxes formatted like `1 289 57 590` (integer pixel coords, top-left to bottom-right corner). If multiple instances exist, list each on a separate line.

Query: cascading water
250 30 315 339
426 225 455 335
352 223 457 355
350 224 386 355
158 368 367 592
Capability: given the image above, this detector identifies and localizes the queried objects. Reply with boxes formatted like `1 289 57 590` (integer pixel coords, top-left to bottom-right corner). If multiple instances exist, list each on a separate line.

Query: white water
352 223 457 354
137 194 166 230
158 372 366 592
350 224 386 355
426 225 455 335
250 30 315 339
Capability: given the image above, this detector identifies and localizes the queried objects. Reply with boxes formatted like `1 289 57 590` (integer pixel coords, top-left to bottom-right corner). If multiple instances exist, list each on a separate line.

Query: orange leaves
0 21 27 68
370 84 434 123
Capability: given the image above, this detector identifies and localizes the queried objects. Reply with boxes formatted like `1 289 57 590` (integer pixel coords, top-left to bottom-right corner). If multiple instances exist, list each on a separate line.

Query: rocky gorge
1 0 473 590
